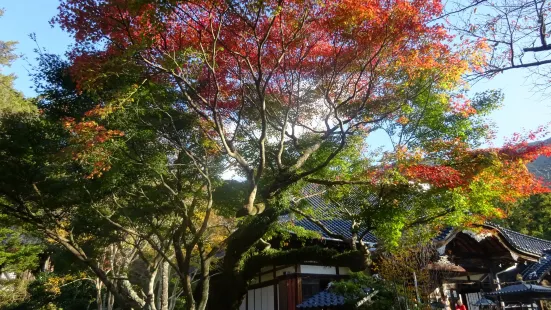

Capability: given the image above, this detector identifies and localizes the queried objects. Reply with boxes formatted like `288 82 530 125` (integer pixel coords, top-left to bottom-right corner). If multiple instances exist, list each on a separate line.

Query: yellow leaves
396 116 409 125
470 157 547 206
45 276 64 295
188 209 234 255
84 104 119 118
458 38 490 74
45 221 70 244
44 272 88 295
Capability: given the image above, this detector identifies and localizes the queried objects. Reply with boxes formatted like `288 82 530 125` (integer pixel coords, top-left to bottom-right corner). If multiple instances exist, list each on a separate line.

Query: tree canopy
498 193 551 240
0 1 550 310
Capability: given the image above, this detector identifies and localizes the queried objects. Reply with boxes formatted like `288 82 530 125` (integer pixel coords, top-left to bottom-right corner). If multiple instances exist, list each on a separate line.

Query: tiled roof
285 184 378 244
486 283 551 296
290 186 551 255
491 224 551 256
434 224 551 258
293 218 378 244
296 288 373 308
296 290 345 308
522 250 551 281
472 298 496 306
434 227 454 242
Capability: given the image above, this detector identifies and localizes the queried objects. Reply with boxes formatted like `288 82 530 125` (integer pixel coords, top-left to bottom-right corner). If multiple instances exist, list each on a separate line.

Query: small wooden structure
432 225 551 310
486 283 551 309
472 297 497 309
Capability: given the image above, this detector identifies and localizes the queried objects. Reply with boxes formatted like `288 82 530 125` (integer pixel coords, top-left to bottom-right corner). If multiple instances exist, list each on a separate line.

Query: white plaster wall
275 266 296 277
254 289 262 310
246 285 275 310
300 265 336 275
248 290 254 310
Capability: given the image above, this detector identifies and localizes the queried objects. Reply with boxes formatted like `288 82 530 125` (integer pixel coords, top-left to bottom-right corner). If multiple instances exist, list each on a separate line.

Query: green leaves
0 224 43 274
499 193 551 240
0 10 35 116
332 272 397 310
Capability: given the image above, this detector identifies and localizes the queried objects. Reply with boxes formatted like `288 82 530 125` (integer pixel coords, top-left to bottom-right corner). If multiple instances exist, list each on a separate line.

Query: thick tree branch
289 206 346 240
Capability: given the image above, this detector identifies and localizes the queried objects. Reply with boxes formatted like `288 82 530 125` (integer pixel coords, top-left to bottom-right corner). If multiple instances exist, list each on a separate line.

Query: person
455 300 467 310
442 296 452 310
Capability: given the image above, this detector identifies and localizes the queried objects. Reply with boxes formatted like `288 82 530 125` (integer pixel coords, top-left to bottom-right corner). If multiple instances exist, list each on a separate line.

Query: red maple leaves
62 105 125 178
404 165 466 188
55 0 465 110
402 128 551 202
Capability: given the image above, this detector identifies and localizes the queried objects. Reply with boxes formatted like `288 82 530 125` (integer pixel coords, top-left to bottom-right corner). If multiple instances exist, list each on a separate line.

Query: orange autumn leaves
63 105 124 179
56 0 468 109
400 132 551 206
54 0 551 210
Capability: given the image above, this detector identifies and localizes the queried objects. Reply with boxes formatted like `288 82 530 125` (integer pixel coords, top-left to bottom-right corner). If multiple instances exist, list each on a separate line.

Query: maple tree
291 89 551 251
48 0 551 309
443 0 551 88
50 0 481 308
0 1 549 310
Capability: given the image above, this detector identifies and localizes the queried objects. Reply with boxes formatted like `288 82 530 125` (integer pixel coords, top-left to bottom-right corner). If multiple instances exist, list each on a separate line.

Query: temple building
239 202 551 310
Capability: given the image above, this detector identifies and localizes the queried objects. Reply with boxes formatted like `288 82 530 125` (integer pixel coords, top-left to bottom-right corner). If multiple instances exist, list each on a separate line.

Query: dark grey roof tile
522 250 551 281
296 290 345 308
487 283 551 295
488 224 551 256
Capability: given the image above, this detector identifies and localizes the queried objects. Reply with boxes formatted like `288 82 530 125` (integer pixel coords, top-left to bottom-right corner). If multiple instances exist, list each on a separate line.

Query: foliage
0 9 35 115
48 0 492 307
331 272 398 310
0 1 548 310
0 279 31 309
1 52 233 310
374 241 443 310
0 10 45 291
0 221 44 274
498 193 551 240
289 90 549 247
3 273 97 310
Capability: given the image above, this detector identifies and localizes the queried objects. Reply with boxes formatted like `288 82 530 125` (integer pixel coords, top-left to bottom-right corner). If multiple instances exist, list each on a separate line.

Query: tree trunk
96 283 103 310
96 278 104 310
207 206 281 309
183 274 196 310
108 291 115 310
207 271 248 310
146 268 159 310
197 252 211 310
119 279 147 309
46 231 144 310
161 262 169 310
156 279 162 310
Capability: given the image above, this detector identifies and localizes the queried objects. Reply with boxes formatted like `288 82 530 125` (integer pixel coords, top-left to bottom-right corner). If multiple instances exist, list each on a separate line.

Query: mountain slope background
498 139 551 240
528 137 551 184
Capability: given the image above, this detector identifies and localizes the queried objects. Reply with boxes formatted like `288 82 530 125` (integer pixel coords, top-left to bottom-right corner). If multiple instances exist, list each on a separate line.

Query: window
301 277 331 301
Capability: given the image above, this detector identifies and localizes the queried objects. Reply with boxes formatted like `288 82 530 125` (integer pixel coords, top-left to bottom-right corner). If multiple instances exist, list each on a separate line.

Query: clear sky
1 0 550 148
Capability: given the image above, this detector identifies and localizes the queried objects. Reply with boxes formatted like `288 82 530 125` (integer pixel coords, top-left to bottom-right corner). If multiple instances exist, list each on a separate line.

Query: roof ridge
491 224 551 244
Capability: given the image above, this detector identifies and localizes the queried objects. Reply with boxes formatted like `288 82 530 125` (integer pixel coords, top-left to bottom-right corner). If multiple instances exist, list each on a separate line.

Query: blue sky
1 0 549 147
1 0 70 92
